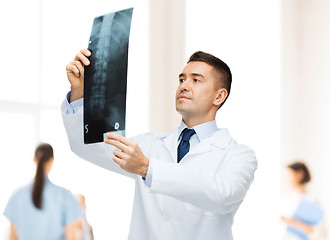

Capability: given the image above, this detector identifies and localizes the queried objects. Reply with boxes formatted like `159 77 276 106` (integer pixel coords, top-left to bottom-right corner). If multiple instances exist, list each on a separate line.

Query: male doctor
62 49 257 240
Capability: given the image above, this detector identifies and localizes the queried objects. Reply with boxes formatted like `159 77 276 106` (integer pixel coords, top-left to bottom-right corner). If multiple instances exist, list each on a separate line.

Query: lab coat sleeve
61 98 136 179
150 144 257 214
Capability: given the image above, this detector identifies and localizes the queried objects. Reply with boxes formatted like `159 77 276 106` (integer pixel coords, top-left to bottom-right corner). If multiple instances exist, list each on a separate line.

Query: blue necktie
177 128 196 163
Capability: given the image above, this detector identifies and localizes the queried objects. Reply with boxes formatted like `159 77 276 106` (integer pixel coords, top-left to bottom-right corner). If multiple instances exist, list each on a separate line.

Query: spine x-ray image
84 8 133 144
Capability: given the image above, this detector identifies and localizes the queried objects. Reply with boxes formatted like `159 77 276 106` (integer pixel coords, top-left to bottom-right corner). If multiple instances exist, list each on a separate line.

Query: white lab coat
62 105 257 240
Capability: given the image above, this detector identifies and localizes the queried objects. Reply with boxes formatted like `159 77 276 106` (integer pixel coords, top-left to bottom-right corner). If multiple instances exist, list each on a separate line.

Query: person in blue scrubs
3 143 84 240
280 162 327 240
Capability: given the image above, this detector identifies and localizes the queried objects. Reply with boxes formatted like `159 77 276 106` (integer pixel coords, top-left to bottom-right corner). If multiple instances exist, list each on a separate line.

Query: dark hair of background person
288 161 311 185
188 51 232 109
32 143 54 209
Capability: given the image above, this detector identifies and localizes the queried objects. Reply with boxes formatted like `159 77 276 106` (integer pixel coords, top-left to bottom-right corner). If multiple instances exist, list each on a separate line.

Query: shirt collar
178 120 218 142
45 175 51 184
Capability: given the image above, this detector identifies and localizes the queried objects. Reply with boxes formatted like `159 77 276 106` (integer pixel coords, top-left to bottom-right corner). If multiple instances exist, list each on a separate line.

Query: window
0 0 149 238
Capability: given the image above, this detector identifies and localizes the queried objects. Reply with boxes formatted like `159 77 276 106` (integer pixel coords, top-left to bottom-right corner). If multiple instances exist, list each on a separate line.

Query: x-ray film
84 8 133 144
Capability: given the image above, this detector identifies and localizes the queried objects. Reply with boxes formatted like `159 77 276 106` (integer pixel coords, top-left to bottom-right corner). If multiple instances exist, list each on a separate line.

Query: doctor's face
176 61 221 120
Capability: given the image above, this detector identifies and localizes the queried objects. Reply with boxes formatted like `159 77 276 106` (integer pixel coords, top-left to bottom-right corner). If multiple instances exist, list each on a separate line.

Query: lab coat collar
161 128 179 163
211 128 232 148
161 127 232 162
188 128 232 156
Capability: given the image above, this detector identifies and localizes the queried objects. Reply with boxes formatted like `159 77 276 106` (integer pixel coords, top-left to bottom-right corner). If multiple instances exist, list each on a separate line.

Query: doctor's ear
214 88 228 107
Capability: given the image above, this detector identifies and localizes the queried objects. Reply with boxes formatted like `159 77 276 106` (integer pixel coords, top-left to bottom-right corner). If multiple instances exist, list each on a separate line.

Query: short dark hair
288 161 311 185
188 51 232 109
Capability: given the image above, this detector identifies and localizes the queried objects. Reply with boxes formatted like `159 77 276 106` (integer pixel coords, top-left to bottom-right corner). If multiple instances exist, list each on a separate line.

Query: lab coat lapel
163 128 179 163
187 128 232 156
161 128 232 162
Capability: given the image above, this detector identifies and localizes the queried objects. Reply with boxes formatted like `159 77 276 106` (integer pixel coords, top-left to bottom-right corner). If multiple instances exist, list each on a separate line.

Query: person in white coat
62 49 258 240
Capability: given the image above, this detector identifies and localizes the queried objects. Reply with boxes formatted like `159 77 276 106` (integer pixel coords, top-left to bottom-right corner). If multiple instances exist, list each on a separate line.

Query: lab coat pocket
183 202 217 217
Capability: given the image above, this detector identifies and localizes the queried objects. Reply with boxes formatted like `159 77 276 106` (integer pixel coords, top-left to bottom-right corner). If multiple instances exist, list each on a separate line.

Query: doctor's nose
179 80 191 92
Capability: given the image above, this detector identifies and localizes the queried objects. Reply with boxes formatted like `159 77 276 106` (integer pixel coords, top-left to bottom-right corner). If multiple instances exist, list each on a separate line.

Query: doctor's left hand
104 133 149 178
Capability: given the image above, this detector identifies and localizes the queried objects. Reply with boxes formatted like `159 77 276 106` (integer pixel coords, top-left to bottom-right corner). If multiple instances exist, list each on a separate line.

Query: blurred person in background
3 143 84 240
75 194 94 240
280 161 327 240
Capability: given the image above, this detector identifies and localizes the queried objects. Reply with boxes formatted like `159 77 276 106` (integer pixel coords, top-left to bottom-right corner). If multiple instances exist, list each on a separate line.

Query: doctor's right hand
66 49 91 103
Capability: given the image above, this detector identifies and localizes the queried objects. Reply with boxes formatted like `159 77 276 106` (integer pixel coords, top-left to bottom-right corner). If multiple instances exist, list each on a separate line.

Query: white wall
282 0 330 237
0 0 149 239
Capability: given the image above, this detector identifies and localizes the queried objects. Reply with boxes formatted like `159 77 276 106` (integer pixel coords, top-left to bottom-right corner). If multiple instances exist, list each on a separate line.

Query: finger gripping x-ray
84 8 133 144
